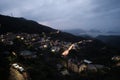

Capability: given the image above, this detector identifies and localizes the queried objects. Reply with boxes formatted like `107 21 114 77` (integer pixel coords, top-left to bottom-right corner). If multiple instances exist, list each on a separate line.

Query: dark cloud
0 0 120 31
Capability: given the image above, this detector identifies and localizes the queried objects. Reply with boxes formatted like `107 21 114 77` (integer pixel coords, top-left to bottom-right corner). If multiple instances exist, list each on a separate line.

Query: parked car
12 63 19 69
18 67 25 72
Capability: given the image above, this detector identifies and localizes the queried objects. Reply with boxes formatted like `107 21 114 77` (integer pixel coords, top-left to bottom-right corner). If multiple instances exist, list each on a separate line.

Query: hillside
0 15 55 33
0 14 84 42
96 35 120 48
0 14 120 80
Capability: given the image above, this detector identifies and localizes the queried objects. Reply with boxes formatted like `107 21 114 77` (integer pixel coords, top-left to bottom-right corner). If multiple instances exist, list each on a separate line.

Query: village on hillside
0 32 120 80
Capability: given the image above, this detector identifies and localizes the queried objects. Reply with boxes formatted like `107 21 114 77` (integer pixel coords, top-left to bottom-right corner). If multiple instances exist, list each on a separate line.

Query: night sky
0 0 120 31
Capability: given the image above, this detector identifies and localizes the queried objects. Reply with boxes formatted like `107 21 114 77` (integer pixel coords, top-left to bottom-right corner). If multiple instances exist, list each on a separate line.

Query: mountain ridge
0 14 56 33
0 14 84 42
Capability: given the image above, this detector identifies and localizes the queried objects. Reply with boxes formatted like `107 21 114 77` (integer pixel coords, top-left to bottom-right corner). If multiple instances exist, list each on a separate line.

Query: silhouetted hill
0 14 84 42
0 14 56 33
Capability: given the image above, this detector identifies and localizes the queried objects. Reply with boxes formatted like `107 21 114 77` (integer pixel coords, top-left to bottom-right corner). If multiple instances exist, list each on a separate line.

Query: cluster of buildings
0 32 72 58
1 32 109 75
57 58 109 76
112 56 120 67
112 56 120 61
67 58 107 73
0 32 95 59
0 32 94 53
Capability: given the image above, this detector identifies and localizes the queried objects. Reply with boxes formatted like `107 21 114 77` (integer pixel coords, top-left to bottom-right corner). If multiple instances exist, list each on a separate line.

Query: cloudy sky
0 0 120 31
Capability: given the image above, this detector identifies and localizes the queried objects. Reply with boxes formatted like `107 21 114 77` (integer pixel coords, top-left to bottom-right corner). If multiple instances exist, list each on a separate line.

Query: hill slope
0 15 56 33
0 14 84 42
96 35 120 48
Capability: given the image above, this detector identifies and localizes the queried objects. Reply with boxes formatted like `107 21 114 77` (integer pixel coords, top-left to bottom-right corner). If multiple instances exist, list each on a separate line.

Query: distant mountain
96 35 120 48
63 29 86 35
63 29 103 37
107 31 120 33
0 14 84 42
88 29 101 33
